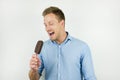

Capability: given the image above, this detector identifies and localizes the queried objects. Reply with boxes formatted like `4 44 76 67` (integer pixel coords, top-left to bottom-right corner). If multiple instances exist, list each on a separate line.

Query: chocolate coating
34 40 43 54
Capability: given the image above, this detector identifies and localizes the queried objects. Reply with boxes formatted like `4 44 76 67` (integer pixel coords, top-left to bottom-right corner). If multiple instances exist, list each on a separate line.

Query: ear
60 20 65 27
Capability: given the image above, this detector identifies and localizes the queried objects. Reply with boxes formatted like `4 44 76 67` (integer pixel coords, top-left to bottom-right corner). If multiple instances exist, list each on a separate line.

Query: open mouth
49 32 55 36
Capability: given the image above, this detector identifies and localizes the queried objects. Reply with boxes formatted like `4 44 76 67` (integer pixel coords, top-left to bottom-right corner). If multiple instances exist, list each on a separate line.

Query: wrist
29 69 40 80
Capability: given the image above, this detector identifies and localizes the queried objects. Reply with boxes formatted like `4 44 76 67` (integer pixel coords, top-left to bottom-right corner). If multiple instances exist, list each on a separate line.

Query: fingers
30 54 41 70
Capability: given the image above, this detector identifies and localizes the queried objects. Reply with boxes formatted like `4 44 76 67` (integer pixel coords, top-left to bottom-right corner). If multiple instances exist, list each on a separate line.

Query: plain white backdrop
0 0 120 80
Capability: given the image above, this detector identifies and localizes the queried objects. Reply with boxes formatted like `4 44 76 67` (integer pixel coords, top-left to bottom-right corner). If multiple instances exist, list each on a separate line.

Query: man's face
44 13 64 41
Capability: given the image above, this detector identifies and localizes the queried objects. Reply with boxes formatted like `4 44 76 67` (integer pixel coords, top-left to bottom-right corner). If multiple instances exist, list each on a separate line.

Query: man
29 6 96 80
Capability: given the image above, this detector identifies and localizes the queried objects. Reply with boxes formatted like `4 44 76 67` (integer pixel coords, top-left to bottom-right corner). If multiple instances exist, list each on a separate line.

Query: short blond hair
42 6 65 22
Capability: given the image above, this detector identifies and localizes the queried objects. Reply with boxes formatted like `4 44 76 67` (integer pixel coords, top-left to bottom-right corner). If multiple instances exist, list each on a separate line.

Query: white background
0 0 120 80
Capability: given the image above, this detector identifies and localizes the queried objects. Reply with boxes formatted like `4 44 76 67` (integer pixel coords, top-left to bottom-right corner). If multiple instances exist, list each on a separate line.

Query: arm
29 54 41 80
29 69 40 80
81 44 96 80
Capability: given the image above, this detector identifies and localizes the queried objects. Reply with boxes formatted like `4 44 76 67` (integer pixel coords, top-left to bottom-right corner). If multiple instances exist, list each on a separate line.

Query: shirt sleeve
81 44 96 80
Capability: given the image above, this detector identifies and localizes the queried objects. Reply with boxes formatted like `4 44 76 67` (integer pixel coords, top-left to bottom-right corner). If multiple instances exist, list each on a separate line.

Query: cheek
52 24 61 32
56 27 61 34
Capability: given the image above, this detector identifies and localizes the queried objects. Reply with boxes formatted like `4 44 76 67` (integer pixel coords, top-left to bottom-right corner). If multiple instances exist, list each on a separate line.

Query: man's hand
30 54 41 71
29 54 41 80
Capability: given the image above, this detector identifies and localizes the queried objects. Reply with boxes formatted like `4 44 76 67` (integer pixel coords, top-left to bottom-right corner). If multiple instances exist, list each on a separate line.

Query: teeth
48 32 54 36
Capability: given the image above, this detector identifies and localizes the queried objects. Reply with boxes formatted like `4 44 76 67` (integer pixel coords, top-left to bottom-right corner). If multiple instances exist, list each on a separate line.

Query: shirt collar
64 32 72 43
51 32 72 45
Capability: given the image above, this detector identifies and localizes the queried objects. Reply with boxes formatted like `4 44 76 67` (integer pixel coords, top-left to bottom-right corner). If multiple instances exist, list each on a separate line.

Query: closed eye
49 22 54 26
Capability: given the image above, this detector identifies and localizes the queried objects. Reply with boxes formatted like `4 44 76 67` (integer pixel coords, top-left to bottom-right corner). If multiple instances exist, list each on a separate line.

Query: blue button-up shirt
38 33 96 80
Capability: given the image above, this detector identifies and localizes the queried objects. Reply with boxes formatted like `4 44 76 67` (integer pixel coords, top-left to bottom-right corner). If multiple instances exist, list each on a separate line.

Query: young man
29 6 96 80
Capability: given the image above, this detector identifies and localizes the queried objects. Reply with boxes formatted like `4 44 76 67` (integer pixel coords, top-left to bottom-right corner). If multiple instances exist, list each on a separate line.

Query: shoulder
71 36 89 47
43 39 51 44
71 37 91 56
39 39 51 55
42 39 53 49
69 36 91 52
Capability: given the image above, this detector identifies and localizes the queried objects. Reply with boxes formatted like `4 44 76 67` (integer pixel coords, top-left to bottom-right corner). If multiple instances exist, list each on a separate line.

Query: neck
56 31 67 44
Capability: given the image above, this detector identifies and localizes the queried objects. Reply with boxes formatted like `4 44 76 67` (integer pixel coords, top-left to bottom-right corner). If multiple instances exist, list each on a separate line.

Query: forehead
44 13 59 22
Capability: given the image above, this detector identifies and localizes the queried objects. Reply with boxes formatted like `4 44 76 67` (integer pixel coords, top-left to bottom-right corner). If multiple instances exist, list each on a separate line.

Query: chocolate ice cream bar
34 40 43 54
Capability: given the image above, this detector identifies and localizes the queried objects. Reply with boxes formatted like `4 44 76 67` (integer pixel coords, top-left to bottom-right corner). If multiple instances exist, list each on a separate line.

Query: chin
50 37 55 41
49 35 57 41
